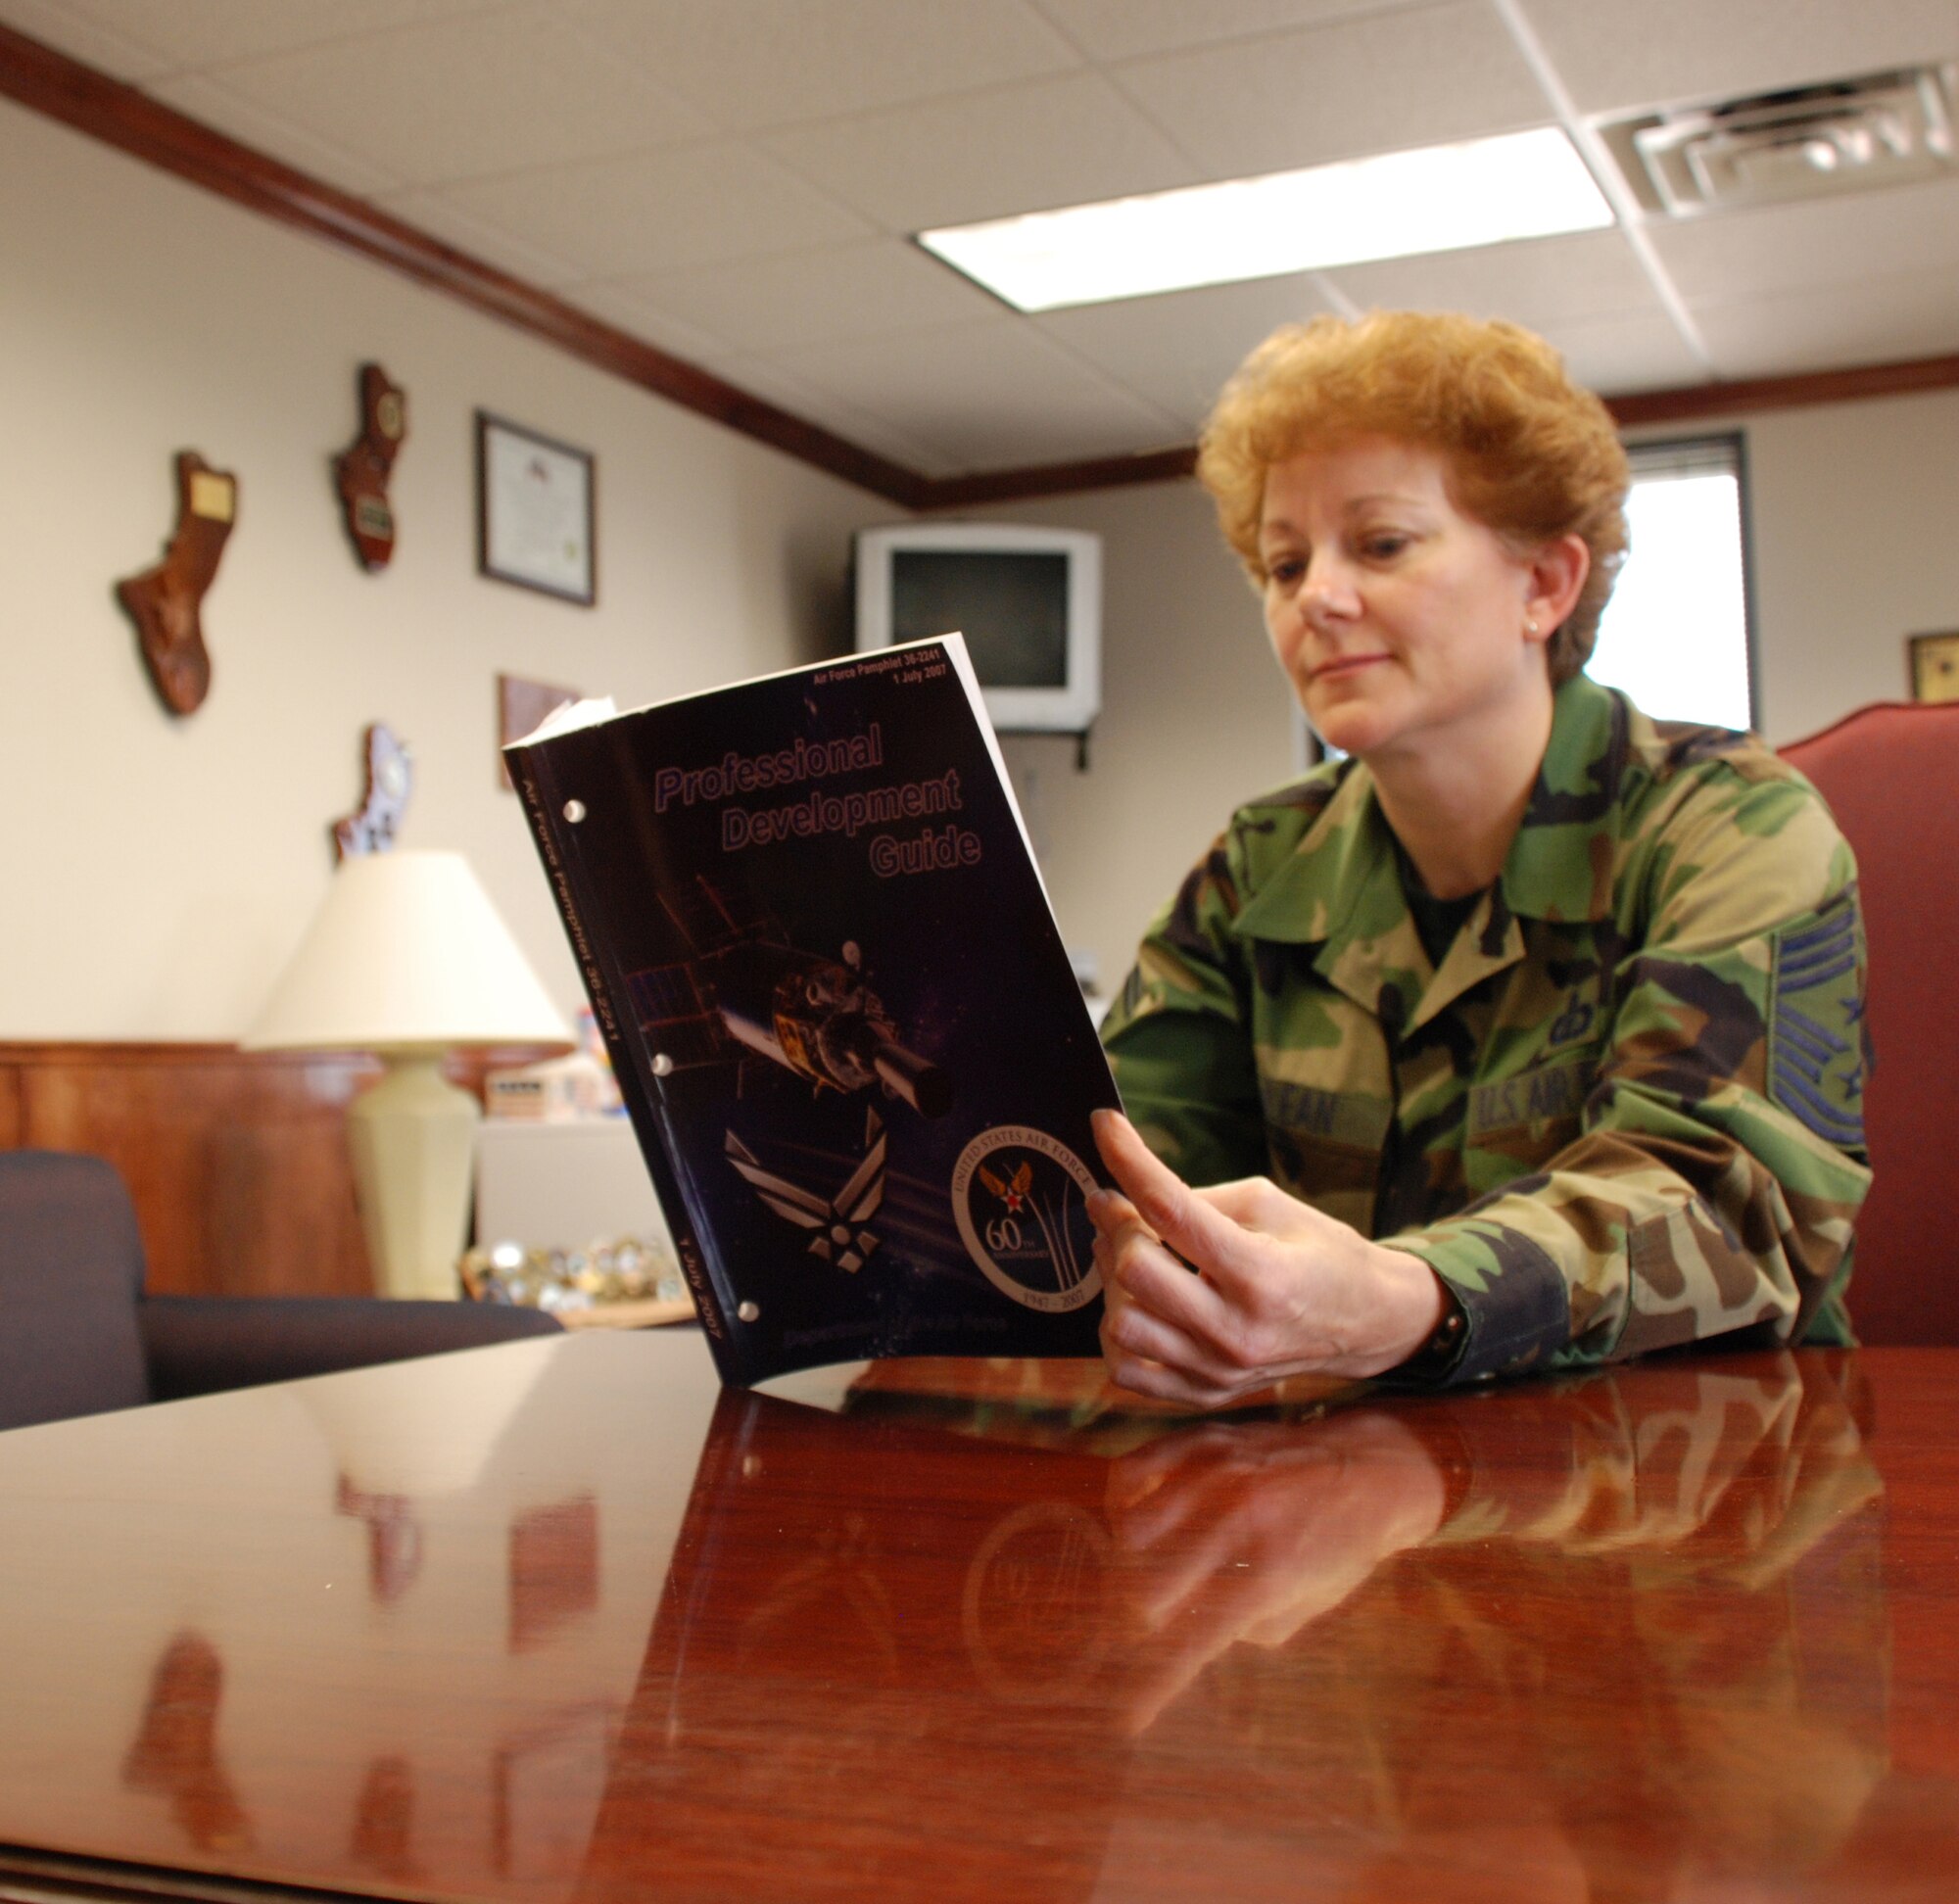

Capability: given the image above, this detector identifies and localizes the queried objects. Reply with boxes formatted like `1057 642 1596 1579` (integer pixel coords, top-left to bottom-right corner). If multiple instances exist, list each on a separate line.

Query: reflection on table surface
0 1334 1951 1904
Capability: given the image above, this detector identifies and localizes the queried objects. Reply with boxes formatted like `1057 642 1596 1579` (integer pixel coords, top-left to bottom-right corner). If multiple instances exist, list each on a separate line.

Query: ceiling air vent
1604 66 1955 217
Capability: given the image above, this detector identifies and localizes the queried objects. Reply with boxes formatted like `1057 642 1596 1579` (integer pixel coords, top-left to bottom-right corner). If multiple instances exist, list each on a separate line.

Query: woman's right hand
1088 1109 1449 1405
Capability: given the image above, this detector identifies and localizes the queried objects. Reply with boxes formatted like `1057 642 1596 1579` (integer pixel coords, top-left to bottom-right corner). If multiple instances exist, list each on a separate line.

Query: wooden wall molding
925 446 1201 511
0 1040 557 1299
1605 353 1959 430
7 20 1959 514
937 355 1959 504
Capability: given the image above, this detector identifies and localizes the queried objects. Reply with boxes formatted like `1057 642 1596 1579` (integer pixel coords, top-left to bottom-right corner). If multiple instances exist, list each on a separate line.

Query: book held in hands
505 636 1119 1385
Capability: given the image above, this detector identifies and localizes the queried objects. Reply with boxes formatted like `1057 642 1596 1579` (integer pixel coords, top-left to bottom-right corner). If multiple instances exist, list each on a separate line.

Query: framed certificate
1908 631 1959 703
476 411 596 605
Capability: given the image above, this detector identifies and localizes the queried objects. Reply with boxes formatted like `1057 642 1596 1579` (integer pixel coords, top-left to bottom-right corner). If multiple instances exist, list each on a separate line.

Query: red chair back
1780 701 1959 1343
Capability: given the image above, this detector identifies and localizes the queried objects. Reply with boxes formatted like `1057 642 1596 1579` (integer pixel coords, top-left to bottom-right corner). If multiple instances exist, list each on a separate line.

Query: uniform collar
1497 673 1630 926
1229 675 1627 1025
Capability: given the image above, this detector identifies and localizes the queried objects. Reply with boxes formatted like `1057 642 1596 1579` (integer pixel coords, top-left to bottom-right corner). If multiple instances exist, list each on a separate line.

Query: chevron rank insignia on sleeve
1766 894 1865 1149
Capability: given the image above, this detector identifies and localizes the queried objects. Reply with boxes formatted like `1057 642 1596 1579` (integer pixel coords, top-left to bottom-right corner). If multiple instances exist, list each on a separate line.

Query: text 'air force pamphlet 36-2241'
506 636 1120 1385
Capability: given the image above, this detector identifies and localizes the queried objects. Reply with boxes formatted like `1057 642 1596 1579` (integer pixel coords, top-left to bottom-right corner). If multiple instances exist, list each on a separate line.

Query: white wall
1731 390 1959 741
0 96 887 1040
991 482 1294 1003
982 384 1959 996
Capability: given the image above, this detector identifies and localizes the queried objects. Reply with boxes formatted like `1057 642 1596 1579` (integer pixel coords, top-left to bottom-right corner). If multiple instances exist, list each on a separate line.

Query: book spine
504 741 754 1384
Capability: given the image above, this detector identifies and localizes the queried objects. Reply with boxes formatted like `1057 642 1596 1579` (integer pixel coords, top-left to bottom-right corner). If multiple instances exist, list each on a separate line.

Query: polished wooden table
0 1336 1952 1903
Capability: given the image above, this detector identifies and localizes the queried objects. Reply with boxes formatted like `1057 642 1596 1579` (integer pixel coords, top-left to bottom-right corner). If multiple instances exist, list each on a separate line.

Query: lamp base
347 1052 477 1300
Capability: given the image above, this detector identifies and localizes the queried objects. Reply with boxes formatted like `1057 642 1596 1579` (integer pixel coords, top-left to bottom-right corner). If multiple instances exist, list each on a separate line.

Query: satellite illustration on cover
506 637 1121 1385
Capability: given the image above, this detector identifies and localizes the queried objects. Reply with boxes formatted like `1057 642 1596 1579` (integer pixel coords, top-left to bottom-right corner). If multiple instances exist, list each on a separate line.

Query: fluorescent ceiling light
919 127 1615 312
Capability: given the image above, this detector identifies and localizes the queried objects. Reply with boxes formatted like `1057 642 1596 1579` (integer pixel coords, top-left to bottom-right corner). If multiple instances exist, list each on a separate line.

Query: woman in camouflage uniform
1090 310 1870 1403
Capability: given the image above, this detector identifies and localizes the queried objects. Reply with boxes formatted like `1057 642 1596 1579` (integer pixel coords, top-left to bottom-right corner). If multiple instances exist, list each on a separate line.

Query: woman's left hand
1088 1109 1449 1406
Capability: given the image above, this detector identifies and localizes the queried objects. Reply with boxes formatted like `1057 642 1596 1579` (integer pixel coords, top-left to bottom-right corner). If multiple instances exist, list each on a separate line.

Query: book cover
506 637 1119 1385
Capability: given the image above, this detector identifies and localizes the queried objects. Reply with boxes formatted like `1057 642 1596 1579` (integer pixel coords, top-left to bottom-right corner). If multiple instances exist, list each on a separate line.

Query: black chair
0 1149 561 1433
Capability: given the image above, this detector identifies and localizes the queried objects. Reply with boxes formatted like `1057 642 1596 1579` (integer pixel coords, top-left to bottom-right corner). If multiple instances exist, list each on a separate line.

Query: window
1587 435 1754 731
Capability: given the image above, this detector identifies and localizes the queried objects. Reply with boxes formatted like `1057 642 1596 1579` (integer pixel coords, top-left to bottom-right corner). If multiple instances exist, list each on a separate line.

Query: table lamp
244 850 572 1299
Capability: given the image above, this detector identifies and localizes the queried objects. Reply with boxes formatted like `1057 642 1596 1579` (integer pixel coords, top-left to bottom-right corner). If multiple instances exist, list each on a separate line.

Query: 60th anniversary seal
951 1124 1102 1313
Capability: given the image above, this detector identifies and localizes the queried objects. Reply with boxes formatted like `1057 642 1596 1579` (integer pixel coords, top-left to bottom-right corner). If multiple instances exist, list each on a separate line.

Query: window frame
1611 428 1760 733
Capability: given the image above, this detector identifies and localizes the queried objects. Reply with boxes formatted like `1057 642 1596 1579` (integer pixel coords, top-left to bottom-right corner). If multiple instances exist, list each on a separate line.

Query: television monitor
853 523 1101 734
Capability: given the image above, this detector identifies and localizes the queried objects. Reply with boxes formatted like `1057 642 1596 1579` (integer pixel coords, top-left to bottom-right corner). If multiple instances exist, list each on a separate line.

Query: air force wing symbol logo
725 1110 885 1272
979 1160 1031 1214
1767 895 1866 1149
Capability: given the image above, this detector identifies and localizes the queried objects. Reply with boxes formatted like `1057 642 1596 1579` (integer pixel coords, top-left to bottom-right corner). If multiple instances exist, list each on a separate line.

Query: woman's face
1257 438 1559 763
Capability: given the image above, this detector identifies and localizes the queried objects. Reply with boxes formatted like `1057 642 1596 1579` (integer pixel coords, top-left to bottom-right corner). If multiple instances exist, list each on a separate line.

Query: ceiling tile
1690 265 1959 379
148 73 406 197
378 186 594 288
561 0 1082 131
1029 0 1418 62
1034 272 1344 430
0 0 177 79
766 319 1186 470
19 0 509 72
1521 0 1959 116
535 293 941 466
763 71 1197 231
1112 2 1553 179
607 240 1003 355
556 282 733 366
558 311 959 471
1541 309 1706 396
198 5 711 188
1324 228 1665 330
706 354 955 473
438 142 874 277
1646 174 1959 307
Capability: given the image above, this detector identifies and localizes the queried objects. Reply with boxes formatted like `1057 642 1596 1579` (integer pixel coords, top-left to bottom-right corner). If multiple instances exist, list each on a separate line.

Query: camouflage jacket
1101 675 1871 1383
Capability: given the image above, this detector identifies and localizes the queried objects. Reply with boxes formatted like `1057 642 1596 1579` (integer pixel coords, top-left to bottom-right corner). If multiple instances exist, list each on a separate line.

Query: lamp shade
243 849 572 1053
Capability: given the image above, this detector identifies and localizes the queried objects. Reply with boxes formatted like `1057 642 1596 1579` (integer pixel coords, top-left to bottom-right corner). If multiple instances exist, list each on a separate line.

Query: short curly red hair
1196 310 1630 685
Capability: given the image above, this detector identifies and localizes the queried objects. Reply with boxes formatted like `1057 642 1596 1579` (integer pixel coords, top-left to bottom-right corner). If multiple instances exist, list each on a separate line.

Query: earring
1526 617 1541 637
